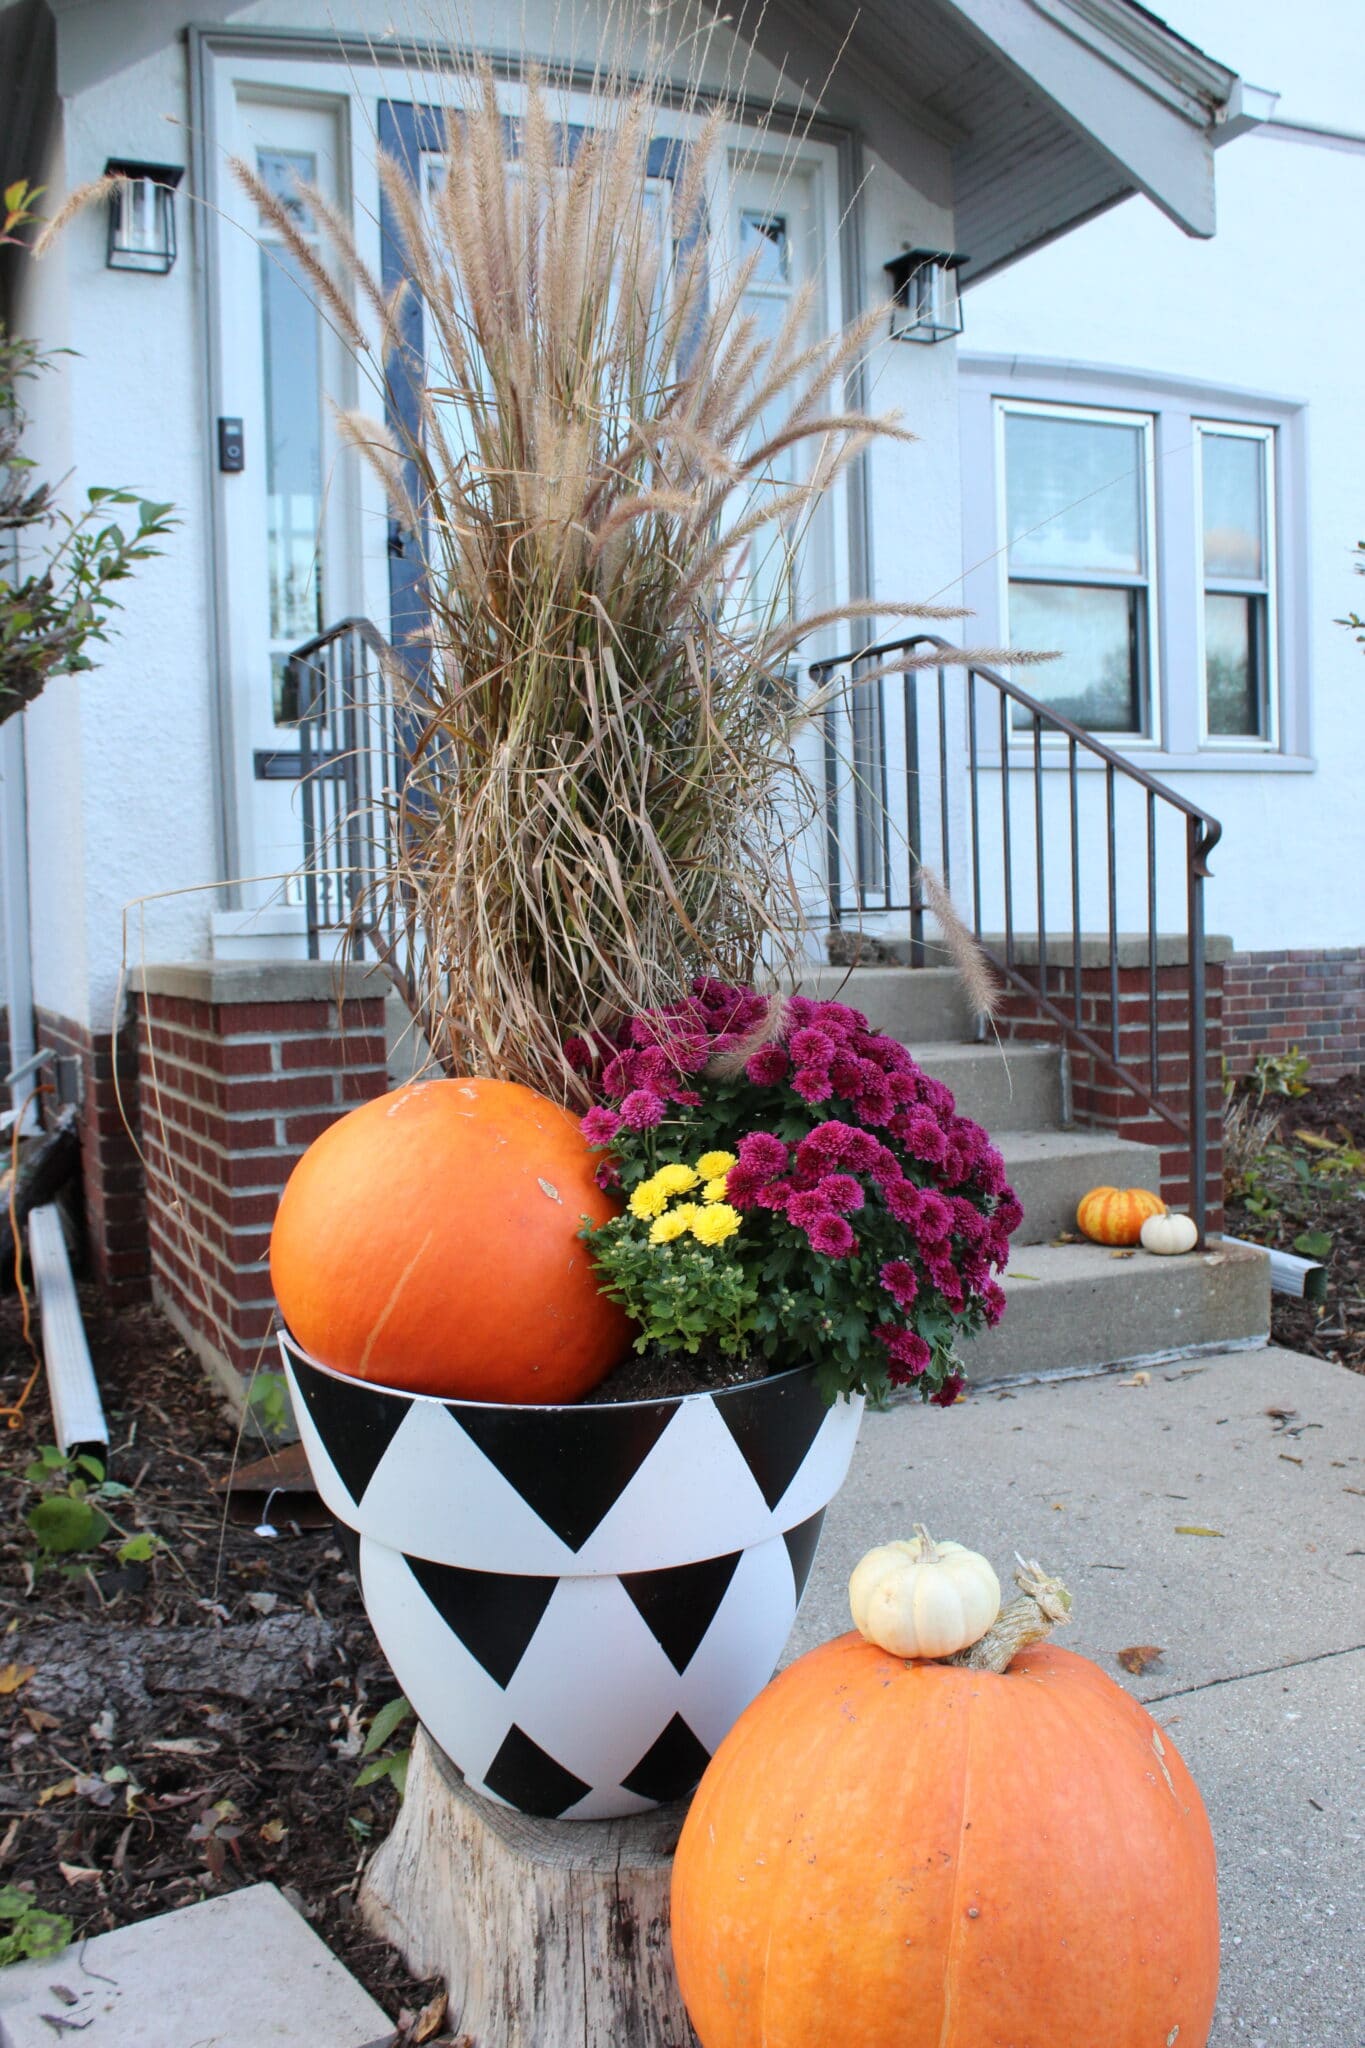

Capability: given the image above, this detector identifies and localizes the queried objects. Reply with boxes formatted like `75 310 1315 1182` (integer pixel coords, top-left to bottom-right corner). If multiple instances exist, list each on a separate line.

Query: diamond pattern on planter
572 1396 773 1573
783 1507 827 1606
451 1398 676 1553
619 1551 744 1674
287 1354 412 1508
404 1557 558 1688
483 1725 592 1818
337 1399 579 1574
620 1713 713 1804
714 1370 834 1510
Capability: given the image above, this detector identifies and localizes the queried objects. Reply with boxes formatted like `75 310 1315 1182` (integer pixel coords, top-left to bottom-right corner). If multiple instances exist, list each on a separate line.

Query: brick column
135 962 390 1398
995 936 1229 1233
33 1008 148 1304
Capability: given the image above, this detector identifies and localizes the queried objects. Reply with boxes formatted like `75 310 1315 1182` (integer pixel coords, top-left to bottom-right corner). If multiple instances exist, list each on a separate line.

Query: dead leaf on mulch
57 1862 102 1888
0 1661 35 1694
1174 1525 1224 1538
1116 1645 1165 1676
414 1990 449 2043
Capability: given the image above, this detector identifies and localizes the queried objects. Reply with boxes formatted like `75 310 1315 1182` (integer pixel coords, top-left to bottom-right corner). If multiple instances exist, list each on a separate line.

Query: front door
209 63 851 953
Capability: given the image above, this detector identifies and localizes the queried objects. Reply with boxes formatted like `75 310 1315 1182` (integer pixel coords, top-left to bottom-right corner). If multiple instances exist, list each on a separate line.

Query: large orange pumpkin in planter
672 1623 1218 2048
270 1077 630 1402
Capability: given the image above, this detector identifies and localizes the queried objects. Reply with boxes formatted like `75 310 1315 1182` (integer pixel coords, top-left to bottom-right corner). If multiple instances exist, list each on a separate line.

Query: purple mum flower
807 1213 856 1259
580 1105 622 1147
879 1259 920 1309
736 1131 789 1178
619 1089 666 1130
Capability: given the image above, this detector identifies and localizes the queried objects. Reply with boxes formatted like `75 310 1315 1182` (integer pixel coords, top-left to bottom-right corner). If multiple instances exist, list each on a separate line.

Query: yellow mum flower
628 1178 670 1221
691 1203 741 1246
649 1204 699 1245
695 1151 737 1180
654 1163 700 1196
701 1176 731 1204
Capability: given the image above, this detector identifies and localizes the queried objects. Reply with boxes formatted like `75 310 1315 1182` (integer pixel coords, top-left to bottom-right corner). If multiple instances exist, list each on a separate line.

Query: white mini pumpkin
848 1527 1001 1660
1139 1211 1199 1256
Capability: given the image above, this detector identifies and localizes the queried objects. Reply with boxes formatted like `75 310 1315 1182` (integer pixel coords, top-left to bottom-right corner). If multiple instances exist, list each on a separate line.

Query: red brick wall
1223 948 1365 1081
136 973 389 1383
997 960 1225 1231
34 1008 149 1305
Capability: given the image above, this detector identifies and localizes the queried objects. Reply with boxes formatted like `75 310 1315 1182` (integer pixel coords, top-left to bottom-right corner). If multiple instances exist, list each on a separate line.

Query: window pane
1006 412 1146 576
1205 592 1264 737
261 243 323 645
256 148 316 230
740 210 790 284
1201 432 1265 581
1008 581 1142 732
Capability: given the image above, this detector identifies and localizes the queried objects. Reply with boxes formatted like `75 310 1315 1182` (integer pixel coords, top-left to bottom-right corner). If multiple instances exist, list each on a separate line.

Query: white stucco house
0 0 1284 1388
959 0 1365 1084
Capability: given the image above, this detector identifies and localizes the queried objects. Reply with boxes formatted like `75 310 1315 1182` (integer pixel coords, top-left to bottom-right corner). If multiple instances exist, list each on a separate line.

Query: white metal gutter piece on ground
28 1203 108 1454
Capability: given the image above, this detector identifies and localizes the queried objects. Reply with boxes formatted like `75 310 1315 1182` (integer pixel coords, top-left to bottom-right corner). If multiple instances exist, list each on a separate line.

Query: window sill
996 748 1316 774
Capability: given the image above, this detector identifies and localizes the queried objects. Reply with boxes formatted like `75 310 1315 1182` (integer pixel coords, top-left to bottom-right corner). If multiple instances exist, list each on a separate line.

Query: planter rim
278 1325 843 1415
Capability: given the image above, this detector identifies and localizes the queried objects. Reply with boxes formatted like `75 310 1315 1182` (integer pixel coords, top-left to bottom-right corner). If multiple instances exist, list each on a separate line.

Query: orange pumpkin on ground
671 1631 1219 2048
1076 1183 1166 1245
269 1077 630 1402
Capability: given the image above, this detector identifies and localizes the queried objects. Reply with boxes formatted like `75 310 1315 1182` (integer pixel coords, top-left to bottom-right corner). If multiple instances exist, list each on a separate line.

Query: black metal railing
811 635 1222 1241
285 618 402 962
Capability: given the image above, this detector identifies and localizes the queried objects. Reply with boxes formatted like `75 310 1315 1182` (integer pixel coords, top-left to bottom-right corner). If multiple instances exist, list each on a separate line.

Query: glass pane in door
261 244 324 650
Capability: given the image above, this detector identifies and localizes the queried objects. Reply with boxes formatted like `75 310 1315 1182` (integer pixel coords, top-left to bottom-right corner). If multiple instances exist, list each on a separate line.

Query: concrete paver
792 1346 1365 2046
0 1883 392 2048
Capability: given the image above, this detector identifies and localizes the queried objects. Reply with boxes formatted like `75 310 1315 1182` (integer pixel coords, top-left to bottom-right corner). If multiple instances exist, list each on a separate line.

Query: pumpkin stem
910 1522 939 1562
949 1556 1072 1674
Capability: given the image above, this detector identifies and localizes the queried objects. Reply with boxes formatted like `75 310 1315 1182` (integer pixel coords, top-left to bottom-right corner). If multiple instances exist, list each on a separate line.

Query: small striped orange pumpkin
1077 1185 1166 1245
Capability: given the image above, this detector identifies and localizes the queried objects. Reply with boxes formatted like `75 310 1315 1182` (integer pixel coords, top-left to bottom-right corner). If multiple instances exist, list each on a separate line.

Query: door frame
191 25 870 939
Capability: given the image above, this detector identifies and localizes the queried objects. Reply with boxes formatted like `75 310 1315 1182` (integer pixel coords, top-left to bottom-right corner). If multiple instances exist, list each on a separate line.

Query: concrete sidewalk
791 1347 1365 2046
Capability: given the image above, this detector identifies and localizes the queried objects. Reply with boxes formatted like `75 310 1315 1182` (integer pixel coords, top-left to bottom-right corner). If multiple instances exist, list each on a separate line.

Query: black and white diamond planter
280 1332 862 1820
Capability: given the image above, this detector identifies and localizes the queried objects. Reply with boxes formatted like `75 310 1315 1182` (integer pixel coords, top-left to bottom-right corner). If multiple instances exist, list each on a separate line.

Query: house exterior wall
13 49 221 1037
958 2 1365 975
5 0 965 1363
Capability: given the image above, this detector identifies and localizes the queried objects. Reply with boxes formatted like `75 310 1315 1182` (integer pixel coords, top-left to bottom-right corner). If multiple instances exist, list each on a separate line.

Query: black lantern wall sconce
883 249 967 345
104 160 184 275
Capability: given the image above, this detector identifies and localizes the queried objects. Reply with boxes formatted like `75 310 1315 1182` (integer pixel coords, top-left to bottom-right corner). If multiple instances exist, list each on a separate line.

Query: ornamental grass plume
231 18 985 1104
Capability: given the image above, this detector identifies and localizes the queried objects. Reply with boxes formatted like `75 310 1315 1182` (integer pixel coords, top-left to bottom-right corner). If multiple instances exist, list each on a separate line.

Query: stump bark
359 1727 697 2047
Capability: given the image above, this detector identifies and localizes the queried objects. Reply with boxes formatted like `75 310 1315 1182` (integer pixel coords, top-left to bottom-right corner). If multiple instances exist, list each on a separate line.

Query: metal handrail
290 617 402 964
811 633 1222 1240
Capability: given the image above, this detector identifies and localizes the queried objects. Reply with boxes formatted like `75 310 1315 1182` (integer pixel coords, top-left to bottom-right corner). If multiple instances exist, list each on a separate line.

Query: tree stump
359 1727 697 2047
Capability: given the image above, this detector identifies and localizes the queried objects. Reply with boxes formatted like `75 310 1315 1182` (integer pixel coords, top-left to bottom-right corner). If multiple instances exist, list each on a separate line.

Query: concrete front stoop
801 966 1270 1380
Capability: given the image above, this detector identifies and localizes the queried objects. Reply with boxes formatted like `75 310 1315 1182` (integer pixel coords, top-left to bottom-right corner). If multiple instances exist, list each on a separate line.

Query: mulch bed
1224 1071 1365 1377
0 1285 447 2040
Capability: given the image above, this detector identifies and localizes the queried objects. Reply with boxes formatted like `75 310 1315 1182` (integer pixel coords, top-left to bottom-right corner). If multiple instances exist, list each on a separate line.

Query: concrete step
905 1040 1061 1131
996 1128 1165 1244
960 1238 1270 1383
796 966 973 1045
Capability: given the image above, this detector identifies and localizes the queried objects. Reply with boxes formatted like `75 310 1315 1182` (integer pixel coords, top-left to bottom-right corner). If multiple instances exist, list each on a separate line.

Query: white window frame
994 396 1161 747
1193 418 1279 752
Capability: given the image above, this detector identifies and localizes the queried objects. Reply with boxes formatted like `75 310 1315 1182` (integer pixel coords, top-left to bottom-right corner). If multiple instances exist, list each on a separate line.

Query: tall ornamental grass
234 46 961 1102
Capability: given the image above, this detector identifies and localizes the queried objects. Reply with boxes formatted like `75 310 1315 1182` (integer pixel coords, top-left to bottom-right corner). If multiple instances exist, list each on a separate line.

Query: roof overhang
735 0 1261 282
